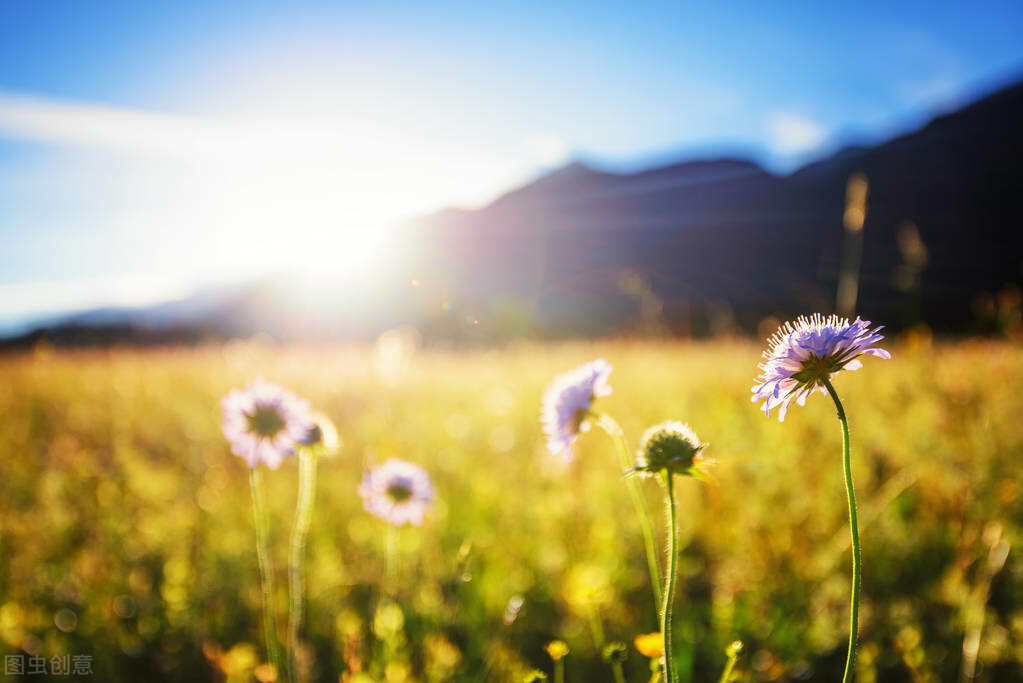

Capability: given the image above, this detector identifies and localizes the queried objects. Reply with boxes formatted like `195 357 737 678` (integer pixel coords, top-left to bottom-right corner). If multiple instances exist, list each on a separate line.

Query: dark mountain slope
408 79 1023 336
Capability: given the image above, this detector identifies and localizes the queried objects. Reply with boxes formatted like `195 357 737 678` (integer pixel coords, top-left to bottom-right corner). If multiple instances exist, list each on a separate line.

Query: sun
161 110 413 287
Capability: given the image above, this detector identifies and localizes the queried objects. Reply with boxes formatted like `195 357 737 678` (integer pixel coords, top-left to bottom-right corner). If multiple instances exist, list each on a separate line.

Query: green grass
0 339 1020 682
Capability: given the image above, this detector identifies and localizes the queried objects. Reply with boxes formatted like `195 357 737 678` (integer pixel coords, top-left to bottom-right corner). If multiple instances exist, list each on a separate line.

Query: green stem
250 469 287 682
554 659 564 683
612 662 627 683
287 450 318 683
822 376 860 683
593 412 663 608
661 472 678 683
586 604 606 651
386 524 398 593
718 653 738 683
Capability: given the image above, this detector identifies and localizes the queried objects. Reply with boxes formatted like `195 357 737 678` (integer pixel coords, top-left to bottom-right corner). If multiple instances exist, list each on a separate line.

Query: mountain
407 78 1023 338
5 78 1023 347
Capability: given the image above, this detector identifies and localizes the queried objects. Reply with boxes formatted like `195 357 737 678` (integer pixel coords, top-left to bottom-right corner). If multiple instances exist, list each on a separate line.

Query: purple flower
752 314 891 421
359 459 434 526
221 379 312 469
541 359 612 460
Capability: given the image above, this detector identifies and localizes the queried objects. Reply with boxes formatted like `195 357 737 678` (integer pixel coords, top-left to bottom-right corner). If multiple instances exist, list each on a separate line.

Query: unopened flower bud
300 411 340 456
629 421 706 478
602 642 628 664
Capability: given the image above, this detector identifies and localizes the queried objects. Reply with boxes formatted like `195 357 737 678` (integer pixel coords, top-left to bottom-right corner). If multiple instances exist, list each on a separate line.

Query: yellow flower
545 640 569 662
563 565 613 609
634 632 664 658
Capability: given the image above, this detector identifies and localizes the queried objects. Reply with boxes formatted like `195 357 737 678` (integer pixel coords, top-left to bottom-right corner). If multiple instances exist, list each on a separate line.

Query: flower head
359 458 434 526
541 359 612 460
629 421 708 478
299 411 341 456
221 379 312 469
634 632 664 659
752 314 891 421
544 641 569 662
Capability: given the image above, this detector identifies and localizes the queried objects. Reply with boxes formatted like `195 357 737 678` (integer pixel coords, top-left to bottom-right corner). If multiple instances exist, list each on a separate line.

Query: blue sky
1 1 1022 330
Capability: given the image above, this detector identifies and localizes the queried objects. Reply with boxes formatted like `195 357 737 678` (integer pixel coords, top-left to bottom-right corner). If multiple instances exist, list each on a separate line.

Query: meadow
0 338 1020 682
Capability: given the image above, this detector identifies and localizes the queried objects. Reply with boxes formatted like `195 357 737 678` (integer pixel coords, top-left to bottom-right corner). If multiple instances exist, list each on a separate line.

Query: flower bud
629 421 705 477
602 642 628 664
300 411 340 456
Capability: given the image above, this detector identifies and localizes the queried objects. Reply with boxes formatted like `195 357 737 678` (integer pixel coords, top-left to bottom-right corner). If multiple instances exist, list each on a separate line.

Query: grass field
0 339 1020 682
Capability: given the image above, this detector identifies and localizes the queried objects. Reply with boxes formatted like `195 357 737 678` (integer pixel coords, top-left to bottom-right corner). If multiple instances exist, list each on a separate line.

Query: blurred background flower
222 379 312 468
359 459 435 527
541 359 612 460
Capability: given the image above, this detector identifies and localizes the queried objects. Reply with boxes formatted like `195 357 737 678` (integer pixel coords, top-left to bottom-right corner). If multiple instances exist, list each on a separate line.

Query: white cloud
0 90 225 158
0 89 540 216
767 112 826 155
897 73 964 108
884 28 965 108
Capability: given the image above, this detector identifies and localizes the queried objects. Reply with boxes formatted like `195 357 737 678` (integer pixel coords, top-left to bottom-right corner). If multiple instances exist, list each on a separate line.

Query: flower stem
287 450 318 683
586 604 606 651
593 412 663 608
250 468 287 682
717 648 739 683
386 524 398 594
661 471 678 683
554 659 564 683
822 376 860 683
